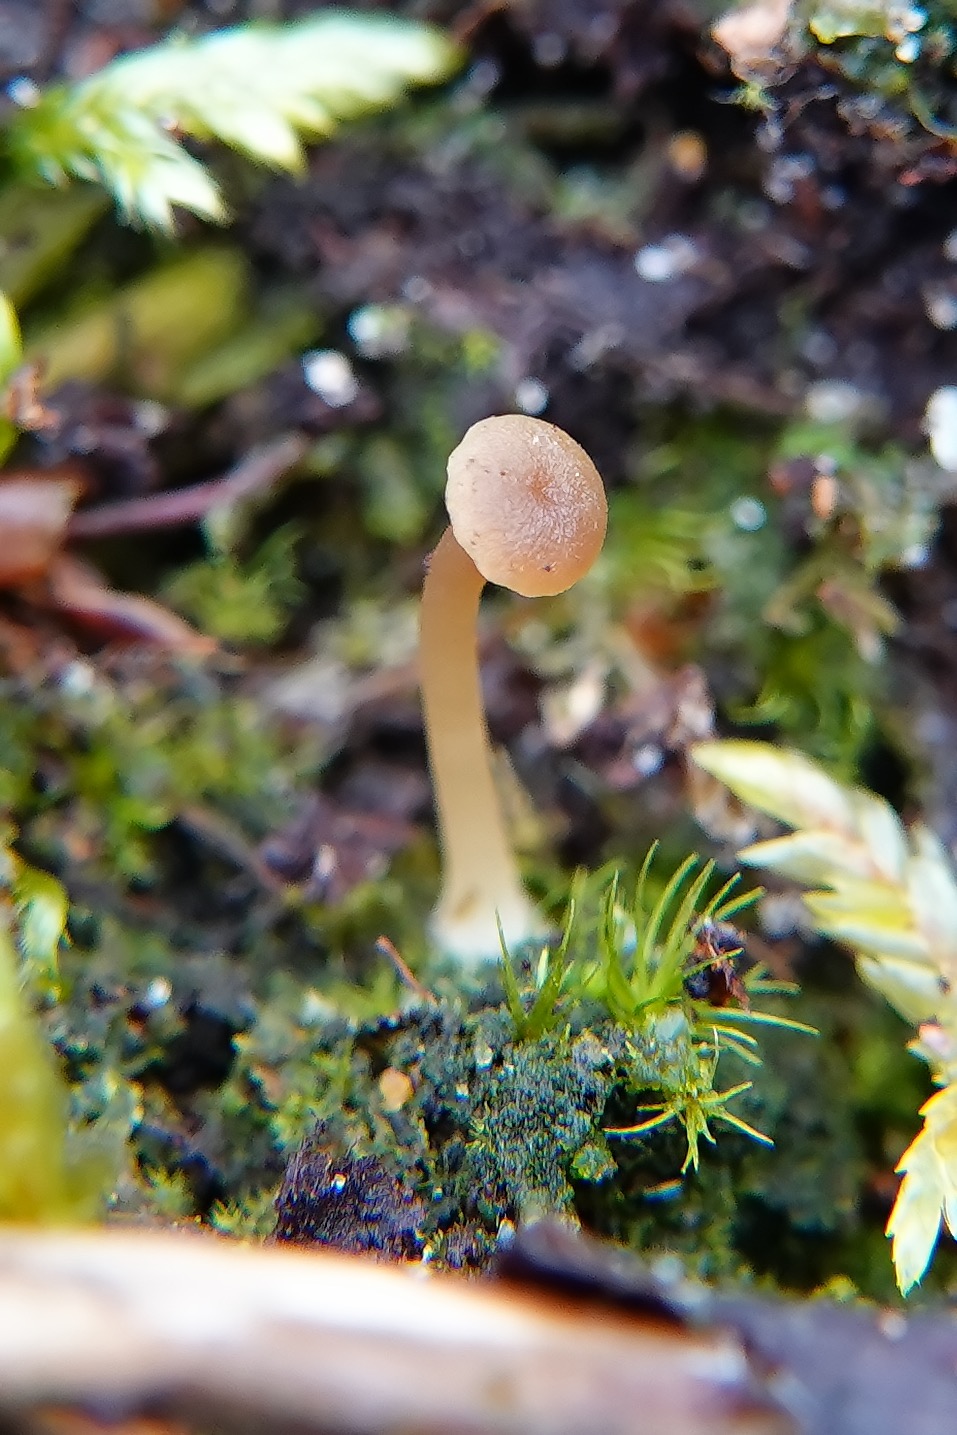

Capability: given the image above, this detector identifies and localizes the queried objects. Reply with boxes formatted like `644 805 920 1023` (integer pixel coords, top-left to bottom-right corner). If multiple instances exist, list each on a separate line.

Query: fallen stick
66 435 308 540
0 1226 787 1435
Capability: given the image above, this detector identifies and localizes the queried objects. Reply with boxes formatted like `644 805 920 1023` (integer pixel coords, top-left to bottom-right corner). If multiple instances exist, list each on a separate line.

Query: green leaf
693 739 858 833
0 289 22 462
906 826 957 978
705 741 911 882
856 954 944 1029
739 831 889 886
0 291 22 386
0 914 96 1222
525 899 576 1041
636 853 698 977
498 917 529 1038
8 14 461 230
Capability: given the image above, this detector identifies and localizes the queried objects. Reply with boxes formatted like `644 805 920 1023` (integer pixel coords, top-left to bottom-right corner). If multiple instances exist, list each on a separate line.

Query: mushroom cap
445 415 607 598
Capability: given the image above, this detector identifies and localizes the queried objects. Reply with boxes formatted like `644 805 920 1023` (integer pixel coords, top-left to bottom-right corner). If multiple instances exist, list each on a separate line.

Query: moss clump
163 527 305 646
388 1007 617 1230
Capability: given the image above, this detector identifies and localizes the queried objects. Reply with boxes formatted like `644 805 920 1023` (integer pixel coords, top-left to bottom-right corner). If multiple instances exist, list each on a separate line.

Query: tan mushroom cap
445 415 607 598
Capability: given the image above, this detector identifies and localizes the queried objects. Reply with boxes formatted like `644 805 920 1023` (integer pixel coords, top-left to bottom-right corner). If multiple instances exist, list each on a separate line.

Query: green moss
4 657 322 883
756 2 957 144
0 815 924 1301
0 0 948 1312
164 527 305 645
600 406 937 774
409 1013 616 1227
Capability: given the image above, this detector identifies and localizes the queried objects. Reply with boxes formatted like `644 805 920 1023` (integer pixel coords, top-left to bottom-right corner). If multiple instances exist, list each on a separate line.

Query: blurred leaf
692 739 863 838
809 1 893 43
0 475 81 587
174 296 319 409
1 836 69 993
738 830 882 885
28 246 249 394
0 185 107 307
888 1084 957 1295
0 292 22 386
7 14 461 230
857 954 945 1029
0 291 24 462
14 864 68 987
0 858 103 1222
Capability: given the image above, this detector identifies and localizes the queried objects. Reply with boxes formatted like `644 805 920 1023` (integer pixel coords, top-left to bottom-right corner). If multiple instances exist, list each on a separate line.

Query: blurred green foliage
803 0 957 136
1 659 322 883
6 14 461 230
0 837 108 1222
165 527 305 646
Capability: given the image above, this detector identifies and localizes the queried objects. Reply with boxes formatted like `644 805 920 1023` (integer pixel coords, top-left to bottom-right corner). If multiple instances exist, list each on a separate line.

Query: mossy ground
3 0 957 1305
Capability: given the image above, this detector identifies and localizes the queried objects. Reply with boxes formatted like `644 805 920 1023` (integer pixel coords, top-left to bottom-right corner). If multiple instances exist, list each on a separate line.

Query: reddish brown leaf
0 475 81 587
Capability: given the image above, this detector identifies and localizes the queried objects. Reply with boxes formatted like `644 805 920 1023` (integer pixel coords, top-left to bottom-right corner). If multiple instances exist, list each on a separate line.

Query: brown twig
67 434 308 541
375 935 436 1003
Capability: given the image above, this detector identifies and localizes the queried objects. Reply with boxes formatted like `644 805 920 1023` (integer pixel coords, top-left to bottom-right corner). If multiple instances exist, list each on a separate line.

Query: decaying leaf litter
3 0 957 1387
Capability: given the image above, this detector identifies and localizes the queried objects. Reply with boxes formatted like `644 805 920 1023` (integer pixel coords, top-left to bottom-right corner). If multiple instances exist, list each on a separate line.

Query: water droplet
302 350 360 407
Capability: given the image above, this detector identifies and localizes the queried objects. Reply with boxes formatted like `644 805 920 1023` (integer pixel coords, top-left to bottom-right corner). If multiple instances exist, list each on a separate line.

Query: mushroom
420 414 607 962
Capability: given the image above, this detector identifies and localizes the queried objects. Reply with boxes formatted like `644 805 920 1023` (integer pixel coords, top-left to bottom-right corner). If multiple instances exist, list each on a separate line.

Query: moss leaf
8 13 461 230
693 737 957 1290
888 1084 957 1294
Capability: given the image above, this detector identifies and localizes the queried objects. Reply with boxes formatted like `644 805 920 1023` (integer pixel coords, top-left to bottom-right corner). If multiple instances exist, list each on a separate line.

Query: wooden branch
0 1227 789 1435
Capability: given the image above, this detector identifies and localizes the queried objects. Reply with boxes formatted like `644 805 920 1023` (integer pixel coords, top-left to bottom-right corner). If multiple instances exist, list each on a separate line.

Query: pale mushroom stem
420 526 543 962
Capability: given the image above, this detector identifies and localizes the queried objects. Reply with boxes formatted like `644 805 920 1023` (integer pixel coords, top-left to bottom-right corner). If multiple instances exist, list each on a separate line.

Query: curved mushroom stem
420 527 544 962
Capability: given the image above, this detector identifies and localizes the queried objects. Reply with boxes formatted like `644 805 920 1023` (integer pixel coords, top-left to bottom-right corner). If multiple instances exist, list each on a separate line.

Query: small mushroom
420 415 607 962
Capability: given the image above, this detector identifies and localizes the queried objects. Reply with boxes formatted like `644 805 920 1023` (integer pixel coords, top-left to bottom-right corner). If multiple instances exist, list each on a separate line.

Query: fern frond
8 14 460 230
693 737 957 1291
